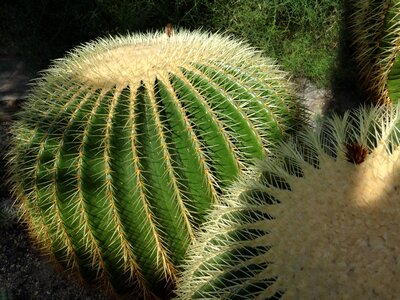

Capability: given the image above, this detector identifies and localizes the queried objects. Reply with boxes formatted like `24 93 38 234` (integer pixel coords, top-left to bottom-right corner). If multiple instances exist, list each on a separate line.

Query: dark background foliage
0 0 345 86
1 0 207 71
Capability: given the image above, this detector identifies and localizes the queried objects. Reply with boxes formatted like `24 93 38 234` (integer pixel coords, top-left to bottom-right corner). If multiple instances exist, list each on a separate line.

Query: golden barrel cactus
7 29 303 298
175 104 400 299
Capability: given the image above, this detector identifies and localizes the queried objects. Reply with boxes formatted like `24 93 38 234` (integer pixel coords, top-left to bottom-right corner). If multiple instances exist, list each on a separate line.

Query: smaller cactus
175 104 400 299
351 0 400 104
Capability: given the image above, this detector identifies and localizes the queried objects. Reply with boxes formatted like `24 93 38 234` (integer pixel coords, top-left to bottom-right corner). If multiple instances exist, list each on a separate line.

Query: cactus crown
7 29 302 298
175 104 400 299
351 0 400 104
63 30 267 89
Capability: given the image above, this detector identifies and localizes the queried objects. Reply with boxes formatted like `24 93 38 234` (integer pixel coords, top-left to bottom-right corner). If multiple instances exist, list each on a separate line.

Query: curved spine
176 104 400 299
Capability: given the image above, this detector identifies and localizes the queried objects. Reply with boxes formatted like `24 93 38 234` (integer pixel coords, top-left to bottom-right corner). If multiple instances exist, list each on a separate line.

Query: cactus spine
351 0 400 104
7 30 303 297
175 104 400 299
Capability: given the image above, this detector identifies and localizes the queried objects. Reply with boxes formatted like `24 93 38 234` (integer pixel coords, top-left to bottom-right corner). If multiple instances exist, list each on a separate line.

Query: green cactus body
0 290 13 300
175 104 400 299
351 0 400 104
7 30 302 297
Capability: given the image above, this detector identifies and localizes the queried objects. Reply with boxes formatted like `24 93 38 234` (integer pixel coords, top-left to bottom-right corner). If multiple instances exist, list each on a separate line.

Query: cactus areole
8 30 300 297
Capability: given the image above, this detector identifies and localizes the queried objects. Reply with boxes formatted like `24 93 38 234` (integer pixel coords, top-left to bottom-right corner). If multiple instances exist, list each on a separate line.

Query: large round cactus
7 29 303 297
351 0 400 104
175 104 400 299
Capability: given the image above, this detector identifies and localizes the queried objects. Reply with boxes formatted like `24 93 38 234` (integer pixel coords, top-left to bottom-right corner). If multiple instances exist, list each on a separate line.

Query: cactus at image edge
7 29 303 298
0 290 13 300
351 0 400 104
175 104 400 299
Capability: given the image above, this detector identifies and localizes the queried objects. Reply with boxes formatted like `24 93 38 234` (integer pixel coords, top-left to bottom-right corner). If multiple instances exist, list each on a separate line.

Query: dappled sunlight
350 144 400 207
267 145 400 298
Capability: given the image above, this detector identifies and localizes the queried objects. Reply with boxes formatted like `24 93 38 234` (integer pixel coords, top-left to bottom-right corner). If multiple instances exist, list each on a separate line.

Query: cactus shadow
324 0 368 117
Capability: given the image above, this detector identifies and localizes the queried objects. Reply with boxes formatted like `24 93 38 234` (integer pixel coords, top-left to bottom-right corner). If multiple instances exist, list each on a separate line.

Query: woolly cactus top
175 104 400 299
266 133 400 298
54 30 276 89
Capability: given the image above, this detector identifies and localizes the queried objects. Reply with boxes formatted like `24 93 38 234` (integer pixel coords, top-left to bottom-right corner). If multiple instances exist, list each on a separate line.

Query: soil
0 56 363 300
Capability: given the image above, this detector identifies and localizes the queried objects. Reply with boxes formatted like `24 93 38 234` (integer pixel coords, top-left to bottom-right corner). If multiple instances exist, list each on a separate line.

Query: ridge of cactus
6 29 304 298
174 104 400 299
351 0 400 104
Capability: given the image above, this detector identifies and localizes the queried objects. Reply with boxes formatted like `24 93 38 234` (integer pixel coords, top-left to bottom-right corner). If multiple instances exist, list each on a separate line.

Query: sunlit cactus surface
7 29 303 298
175 104 400 299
